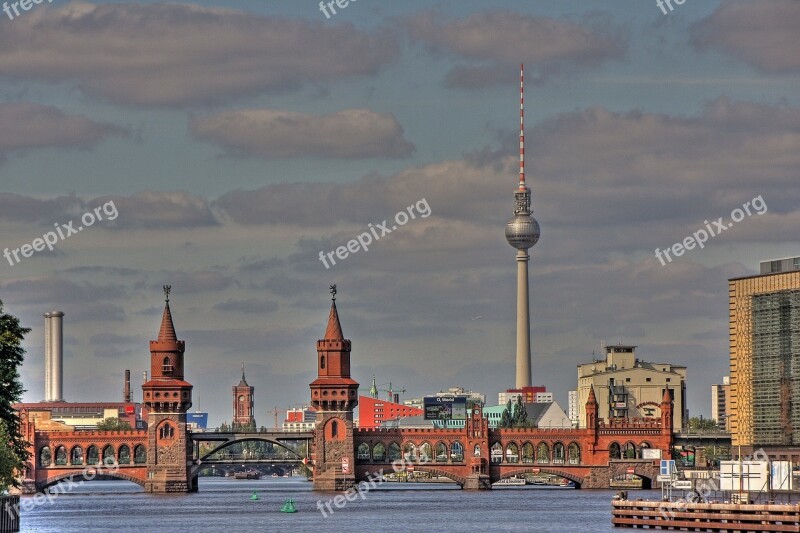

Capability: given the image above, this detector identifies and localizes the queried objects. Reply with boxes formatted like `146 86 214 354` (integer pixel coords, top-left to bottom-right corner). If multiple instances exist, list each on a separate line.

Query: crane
267 404 310 430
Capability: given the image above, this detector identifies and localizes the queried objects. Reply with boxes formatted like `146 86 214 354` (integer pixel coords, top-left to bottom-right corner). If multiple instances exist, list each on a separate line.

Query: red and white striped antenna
519 63 526 190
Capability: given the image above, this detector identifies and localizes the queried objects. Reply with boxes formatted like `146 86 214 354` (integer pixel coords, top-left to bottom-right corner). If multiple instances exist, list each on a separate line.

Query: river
18 478 661 532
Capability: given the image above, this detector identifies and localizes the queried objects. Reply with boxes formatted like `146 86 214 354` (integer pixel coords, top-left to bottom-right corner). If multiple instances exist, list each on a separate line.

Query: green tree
96 417 132 431
0 301 31 491
687 417 718 432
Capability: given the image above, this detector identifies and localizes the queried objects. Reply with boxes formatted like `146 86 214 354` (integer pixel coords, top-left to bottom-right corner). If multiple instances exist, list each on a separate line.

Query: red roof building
358 395 423 429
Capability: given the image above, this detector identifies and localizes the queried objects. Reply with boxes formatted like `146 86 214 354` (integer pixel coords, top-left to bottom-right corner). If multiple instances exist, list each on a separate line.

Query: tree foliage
0 300 31 491
96 417 132 431
687 417 719 432
500 397 530 428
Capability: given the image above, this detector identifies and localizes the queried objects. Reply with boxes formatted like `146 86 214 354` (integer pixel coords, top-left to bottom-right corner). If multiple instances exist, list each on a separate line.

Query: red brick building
357 395 423 429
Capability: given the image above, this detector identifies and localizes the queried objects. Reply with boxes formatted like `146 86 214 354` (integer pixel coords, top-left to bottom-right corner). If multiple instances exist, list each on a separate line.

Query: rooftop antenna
519 63 526 190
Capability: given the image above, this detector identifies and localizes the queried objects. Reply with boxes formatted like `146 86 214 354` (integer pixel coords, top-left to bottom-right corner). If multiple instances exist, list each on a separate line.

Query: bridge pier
462 473 491 490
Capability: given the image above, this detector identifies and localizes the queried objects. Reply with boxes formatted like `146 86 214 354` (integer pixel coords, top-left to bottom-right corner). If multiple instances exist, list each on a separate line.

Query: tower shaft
515 250 531 388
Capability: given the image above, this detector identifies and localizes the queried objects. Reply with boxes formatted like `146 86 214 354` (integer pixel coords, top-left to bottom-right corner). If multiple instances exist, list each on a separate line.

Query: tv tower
505 64 540 389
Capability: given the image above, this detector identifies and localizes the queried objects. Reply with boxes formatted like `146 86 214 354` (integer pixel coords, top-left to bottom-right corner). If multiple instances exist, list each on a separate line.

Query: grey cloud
190 108 414 159
692 0 800 73
407 11 625 88
0 102 124 161
213 298 279 314
153 271 235 294
0 2 398 106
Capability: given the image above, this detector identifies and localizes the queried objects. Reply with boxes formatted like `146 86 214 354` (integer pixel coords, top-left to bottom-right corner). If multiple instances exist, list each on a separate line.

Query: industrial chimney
43 311 65 402
124 369 132 403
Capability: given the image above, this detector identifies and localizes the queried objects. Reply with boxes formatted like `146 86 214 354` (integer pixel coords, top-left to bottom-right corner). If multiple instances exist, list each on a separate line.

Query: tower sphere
505 214 540 250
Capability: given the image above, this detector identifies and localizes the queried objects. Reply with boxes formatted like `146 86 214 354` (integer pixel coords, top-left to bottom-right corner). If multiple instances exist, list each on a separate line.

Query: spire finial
519 63 526 189
163 284 171 303
330 284 337 301
242 362 245 381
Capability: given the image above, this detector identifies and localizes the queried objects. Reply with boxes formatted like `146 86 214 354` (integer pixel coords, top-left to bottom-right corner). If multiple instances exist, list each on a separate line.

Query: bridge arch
407 466 465 486
498 467 584 488
39 470 146 492
198 437 305 462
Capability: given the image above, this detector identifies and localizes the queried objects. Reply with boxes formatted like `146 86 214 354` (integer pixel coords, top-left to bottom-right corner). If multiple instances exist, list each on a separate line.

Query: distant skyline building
576 345 687 429
505 64 540 389
568 390 579 427
232 364 255 427
283 407 316 431
43 311 65 402
358 395 422 429
498 386 549 405
711 376 730 431
730 257 800 449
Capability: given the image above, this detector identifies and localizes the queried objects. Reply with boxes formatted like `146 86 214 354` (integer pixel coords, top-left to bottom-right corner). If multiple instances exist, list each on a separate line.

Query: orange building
358 395 423 429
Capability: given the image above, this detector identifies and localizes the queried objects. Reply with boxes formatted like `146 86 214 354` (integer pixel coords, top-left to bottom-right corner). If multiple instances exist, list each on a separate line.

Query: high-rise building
358 396 422 429
711 376 730 431
232 364 255 428
576 345 687 429
730 258 800 449
505 64 541 389
568 390 579 427
43 311 64 402
498 386 548 405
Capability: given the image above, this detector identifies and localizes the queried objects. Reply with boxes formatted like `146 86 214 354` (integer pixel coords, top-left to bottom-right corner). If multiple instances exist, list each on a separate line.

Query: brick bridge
310 297 672 490
19 292 672 493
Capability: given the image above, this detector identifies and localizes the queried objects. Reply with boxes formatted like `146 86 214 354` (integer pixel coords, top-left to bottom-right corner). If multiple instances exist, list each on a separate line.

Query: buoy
280 498 297 513
251 491 259 501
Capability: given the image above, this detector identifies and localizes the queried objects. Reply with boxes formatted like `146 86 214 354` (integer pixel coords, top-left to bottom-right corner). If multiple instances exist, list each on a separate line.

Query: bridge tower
310 286 359 490
142 286 195 493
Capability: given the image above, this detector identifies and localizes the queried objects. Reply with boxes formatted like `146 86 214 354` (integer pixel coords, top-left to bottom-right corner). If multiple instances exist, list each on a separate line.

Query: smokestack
143 370 148 384
43 311 65 402
124 369 131 403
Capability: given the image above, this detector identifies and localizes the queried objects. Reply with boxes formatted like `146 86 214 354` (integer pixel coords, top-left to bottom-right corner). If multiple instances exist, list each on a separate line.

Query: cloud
213 298 279 314
0 2 398 106
407 11 625 87
691 0 800 73
152 271 235 294
0 102 124 161
190 108 414 160
0 191 217 228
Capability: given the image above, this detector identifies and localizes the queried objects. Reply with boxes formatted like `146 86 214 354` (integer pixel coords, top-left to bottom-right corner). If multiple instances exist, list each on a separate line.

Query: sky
2 0 799 426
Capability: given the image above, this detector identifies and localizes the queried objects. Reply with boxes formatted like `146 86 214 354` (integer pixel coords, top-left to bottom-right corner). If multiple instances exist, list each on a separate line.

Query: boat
280 499 297 513
531 478 547 485
234 470 261 480
496 476 526 486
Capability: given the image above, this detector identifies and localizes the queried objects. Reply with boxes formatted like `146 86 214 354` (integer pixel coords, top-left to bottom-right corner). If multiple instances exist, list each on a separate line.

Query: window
162 356 172 375
625 378 631 382
666 378 671 382
794 257 800 270
330 420 338 437
320 356 325 369
771 260 782 273
646 378 651 382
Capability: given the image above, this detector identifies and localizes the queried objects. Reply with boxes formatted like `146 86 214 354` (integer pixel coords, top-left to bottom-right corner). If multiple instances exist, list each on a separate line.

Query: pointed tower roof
370 375 378 399
238 363 249 387
587 385 598 405
324 300 344 340
158 297 178 343
662 387 672 403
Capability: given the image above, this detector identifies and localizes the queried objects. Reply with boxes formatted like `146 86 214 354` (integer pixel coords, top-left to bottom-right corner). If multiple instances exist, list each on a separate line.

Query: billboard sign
660 460 676 477
341 457 350 475
642 448 662 460
186 412 209 429
720 461 769 492
424 396 468 421
771 461 793 491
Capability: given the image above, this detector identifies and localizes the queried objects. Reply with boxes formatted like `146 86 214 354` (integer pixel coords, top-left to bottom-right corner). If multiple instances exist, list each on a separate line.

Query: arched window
102 445 116 466
159 424 175 439
536 442 550 464
450 441 464 462
387 442 401 461
330 420 338 438
420 442 432 462
162 356 172 374
624 442 636 459
522 442 534 464
86 445 100 465
609 442 621 460
553 443 565 464
506 443 519 464
403 442 416 462
568 442 581 464
435 442 447 462
118 445 131 465
320 356 325 369
55 446 67 466
71 446 84 466
133 444 147 464
490 442 503 463
473 444 481 457
372 443 386 462
39 447 52 467
357 443 370 460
